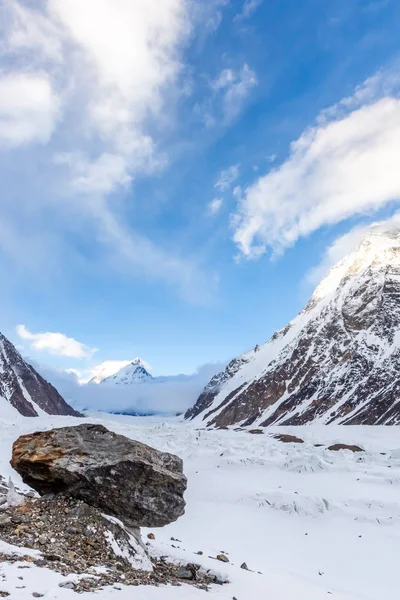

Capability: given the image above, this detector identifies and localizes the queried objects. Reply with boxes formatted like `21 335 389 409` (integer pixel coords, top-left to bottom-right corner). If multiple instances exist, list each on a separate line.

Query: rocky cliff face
186 228 400 427
0 332 80 417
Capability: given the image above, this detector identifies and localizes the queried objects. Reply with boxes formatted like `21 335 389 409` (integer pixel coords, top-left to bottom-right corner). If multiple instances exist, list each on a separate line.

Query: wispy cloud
16 325 97 359
215 164 240 191
233 67 400 258
234 0 264 21
212 64 257 122
207 198 224 215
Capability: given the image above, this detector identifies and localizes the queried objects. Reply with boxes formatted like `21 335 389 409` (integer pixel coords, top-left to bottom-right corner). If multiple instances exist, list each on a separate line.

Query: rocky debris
273 434 304 444
240 562 249 570
11 423 187 528
0 332 80 417
248 429 264 435
0 496 217 593
186 229 400 427
327 443 364 453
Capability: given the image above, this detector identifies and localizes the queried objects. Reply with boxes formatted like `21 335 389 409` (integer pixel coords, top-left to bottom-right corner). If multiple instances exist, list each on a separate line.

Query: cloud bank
38 361 226 416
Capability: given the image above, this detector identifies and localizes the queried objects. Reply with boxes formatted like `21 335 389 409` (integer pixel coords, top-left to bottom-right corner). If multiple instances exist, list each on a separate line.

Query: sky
1 0 400 382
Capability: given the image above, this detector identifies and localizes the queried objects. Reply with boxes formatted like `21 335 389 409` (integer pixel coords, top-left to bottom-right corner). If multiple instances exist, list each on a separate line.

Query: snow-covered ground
1 413 400 599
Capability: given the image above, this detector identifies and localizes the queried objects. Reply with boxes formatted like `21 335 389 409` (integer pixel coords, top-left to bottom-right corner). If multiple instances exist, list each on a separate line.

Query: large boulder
10 424 187 528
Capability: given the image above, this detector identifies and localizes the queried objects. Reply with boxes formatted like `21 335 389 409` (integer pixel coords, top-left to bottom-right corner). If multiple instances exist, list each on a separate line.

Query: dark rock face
10 424 187 528
186 229 400 427
0 332 80 417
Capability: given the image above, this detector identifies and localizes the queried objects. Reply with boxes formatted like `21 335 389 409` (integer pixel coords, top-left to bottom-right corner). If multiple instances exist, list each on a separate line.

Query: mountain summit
0 332 80 417
186 227 400 427
100 358 153 385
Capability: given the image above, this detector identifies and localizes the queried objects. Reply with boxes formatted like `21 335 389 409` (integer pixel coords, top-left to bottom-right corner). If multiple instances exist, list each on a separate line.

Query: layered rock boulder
10 424 187 528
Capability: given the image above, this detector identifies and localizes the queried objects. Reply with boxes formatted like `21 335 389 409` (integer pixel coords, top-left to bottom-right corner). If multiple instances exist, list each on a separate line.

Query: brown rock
248 429 264 435
327 443 364 453
216 554 229 563
273 434 304 444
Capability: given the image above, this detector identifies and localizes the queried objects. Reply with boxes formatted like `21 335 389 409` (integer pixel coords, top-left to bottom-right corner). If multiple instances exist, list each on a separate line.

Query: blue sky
1 0 400 380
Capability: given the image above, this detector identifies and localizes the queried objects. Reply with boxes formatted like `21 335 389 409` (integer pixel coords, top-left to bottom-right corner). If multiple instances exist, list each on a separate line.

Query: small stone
195 551 203 555
216 554 229 563
38 535 47 546
58 581 75 589
240 562 249 570
44 554 62 562
0 516 11 527
176 567 193 580
147 533 155 540
32 594 44 598
66 526 79 535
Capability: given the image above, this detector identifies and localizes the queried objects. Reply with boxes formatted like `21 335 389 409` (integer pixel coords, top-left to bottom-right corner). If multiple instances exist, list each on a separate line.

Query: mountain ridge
186 227 400 427
0 332 80 417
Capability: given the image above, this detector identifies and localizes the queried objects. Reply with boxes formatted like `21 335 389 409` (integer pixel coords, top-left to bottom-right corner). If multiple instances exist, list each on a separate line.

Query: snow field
1 414 400 599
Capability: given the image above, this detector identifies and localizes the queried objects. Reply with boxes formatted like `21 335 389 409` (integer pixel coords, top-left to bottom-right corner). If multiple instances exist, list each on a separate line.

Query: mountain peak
100 358 152 385
186 225 400 427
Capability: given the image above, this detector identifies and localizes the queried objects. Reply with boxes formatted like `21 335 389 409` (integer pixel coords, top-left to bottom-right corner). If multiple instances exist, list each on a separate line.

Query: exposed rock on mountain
11 423 187 527
99 358 153 385
0 332 80 417
186 228 400 427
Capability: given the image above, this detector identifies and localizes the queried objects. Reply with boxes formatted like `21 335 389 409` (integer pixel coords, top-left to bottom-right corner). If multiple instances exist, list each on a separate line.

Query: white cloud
16 325 97 359
215 164 240 191
233 76 400 258
234 0 264 21
212 64 257 122
0 1 216 302
0 73 59 147
207 198 223 215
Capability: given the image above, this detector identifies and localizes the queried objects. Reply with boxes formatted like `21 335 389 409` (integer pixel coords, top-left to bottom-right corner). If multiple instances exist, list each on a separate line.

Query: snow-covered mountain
0 332 80 417
99 358 153 385
186 228 400 427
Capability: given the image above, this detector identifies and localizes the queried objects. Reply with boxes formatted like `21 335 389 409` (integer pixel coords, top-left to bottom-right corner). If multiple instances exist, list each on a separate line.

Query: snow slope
187 227 400 427
1 413 400 599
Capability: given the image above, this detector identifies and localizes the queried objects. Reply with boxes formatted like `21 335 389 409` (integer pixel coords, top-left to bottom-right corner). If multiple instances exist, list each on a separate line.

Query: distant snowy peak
100 358 153 385
186 227 400 427
0 332 80 417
